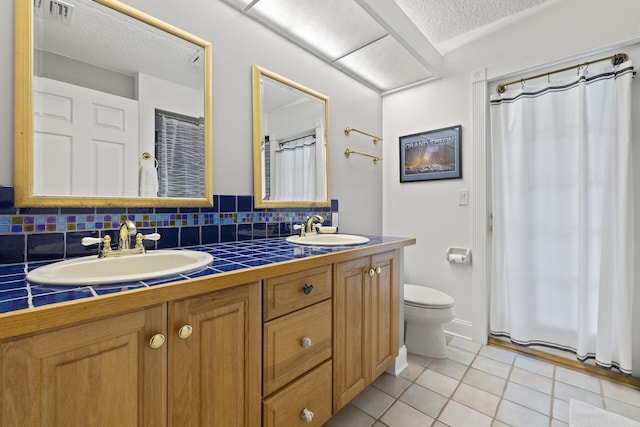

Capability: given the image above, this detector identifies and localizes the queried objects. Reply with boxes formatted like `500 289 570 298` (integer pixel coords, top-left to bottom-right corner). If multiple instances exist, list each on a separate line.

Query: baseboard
387 345 408 377
444 317 473 341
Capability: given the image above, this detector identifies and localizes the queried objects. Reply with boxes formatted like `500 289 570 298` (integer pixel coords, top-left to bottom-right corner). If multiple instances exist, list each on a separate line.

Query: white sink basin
26 250 213 286
286 234 370 246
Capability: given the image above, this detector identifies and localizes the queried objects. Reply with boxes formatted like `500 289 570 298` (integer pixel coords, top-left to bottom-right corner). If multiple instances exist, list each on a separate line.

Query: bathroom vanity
0 236 414 426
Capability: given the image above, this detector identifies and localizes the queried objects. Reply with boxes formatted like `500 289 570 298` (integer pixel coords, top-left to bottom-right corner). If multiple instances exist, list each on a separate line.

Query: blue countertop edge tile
0 235 399 315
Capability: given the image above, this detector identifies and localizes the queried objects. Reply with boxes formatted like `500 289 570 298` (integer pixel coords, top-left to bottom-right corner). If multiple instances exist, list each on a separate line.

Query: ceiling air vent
47 0 74 24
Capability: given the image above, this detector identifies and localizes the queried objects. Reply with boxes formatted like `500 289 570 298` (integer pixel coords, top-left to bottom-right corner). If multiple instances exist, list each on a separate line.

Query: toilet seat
404 284 454 309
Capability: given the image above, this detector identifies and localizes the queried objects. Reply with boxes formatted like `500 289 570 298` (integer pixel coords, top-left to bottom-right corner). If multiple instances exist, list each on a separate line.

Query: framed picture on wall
399 125 462 182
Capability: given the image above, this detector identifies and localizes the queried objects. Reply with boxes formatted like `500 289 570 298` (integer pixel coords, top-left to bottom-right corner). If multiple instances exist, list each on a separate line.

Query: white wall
1 0 383 234
383 0 640 374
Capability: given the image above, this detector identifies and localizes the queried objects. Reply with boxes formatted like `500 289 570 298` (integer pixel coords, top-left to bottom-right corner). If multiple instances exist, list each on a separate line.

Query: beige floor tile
552 398 570 423
555 366 601 394
602 380 640 407
400 362 426 382
479 345 516 365
550 420 569 427
496 400 550 427
372 422 388 427
463 367 507 396
492 421 511 427
428 357 469 380
399 383 448 418
407 352 433 368
448 336 482 354
472 355 512 379
509 366 552 394
372 373 411 398
439 400 493 427
503 382 551 415
604 398 640 422
513 354 555 378
415 369 460 398
452 383 500 417
447 345 477 366
325 404 376 427
380 401 434 427
554 381 604 407
351 386 395 419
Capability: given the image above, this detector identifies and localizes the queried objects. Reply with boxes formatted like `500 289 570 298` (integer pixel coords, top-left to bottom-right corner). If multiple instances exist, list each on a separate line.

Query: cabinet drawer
263 300 332 395
263 360 332 427
263 265 331 321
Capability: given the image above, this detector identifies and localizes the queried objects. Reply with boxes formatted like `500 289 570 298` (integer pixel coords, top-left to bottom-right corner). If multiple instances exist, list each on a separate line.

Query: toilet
404 284 455 358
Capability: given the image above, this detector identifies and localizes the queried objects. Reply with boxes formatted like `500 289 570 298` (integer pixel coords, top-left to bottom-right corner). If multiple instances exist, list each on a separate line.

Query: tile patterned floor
325 337 640 427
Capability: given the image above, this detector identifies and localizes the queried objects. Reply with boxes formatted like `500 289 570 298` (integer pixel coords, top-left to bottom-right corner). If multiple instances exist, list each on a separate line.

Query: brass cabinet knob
368 268 375 277
149 333 166 349
376 267 381 275
178 324 193 339
300 408 314 423
301 336 312 348
302 283 314 295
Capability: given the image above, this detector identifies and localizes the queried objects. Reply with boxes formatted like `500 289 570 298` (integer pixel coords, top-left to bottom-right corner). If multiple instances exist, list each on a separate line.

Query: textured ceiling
394 0 551 45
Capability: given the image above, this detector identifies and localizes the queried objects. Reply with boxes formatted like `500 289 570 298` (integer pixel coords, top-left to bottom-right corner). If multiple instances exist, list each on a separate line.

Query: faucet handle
141 233 161 241
134 232 162 250
81 237 102 246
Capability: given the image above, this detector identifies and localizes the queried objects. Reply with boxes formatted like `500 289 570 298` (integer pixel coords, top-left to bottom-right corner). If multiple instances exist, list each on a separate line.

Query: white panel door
33 77 139 197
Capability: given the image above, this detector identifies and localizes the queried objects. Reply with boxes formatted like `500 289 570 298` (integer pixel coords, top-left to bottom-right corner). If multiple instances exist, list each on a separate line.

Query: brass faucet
118 220 137 250
304 215 324 236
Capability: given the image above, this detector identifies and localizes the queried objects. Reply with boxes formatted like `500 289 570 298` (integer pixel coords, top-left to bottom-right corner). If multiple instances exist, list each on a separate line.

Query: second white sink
26 250 213 286
286 234 370 246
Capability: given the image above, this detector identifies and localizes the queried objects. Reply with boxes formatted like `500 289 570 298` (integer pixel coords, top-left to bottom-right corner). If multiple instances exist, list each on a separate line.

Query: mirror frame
14 0 213 207
252 65 330 208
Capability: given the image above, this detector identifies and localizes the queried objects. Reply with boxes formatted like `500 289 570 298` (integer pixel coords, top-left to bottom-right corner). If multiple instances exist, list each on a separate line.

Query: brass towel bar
344 126 383 144
344 148 382 164
496 53 628 94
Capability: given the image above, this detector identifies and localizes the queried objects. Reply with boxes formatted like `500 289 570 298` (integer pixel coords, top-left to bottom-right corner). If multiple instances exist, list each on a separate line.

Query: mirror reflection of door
33 77 138 197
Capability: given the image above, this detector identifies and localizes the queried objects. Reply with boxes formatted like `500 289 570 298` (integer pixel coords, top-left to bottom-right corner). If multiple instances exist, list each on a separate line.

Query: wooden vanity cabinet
169 283 261 427
333 250 400 412
262 265 333 427
0 282 261 427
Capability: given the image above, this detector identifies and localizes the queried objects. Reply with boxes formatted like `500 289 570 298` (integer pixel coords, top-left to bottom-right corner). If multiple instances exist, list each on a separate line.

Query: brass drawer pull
149 333 166 349
300 408 314 423
301 336 312 348
178 324 193 339
376 267 381 275
368 268 375 277
302 283 314 295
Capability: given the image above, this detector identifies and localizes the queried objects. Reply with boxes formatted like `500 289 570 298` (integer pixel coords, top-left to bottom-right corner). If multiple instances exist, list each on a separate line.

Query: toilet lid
404 284 454 308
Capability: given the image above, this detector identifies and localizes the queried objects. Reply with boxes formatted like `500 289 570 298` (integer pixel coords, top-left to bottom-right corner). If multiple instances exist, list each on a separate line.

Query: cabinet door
333 256 369 412
0 306 167 427
169 283 261 427
369 250 400 379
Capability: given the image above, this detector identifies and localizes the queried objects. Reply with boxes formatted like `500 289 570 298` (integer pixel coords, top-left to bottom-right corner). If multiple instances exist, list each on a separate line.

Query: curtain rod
155 109 203 125
496 53 628 94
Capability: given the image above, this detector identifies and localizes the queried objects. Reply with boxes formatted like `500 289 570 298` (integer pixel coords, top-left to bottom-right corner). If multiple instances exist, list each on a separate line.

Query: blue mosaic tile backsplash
0 186 338 265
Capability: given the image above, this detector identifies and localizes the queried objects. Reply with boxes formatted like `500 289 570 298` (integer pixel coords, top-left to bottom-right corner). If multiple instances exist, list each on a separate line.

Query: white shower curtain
489 60 635 374
273 135 317 201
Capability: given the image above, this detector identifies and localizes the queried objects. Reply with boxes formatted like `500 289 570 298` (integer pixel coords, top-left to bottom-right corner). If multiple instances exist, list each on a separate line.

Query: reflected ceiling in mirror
252 65 330 208
14 0 213 207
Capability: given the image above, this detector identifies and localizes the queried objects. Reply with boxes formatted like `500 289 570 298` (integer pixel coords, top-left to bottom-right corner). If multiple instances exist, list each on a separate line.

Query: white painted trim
445 318 473 341
470 24 640 346
387 345 408 377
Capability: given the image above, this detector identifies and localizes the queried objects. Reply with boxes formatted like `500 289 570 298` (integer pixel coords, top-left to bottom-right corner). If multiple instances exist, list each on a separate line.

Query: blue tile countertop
0 235 404 315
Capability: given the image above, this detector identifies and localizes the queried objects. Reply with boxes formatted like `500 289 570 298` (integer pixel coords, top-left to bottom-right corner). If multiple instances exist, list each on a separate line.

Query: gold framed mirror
252 65 330 208
14 0 213 207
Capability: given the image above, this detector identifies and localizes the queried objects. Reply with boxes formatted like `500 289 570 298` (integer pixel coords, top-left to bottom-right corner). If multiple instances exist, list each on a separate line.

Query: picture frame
399 125 462 182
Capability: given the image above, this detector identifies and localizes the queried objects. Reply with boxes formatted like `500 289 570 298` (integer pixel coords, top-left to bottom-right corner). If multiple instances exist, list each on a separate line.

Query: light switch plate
458 190 469 206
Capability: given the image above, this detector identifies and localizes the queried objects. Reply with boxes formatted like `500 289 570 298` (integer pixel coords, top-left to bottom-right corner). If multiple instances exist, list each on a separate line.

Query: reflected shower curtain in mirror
273 134 317 201
489 61 635 373
156 113 205 198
